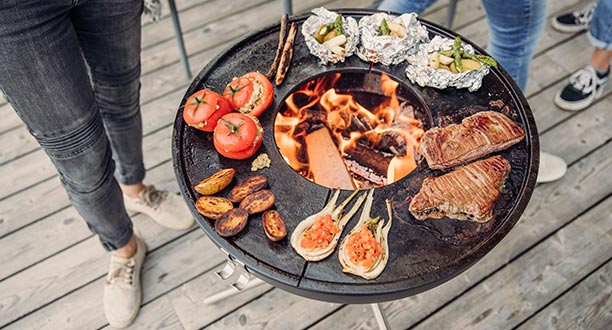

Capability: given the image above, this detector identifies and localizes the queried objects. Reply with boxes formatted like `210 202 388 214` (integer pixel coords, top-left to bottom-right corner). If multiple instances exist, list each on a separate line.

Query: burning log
344 143 394 185
349 114 373 132
298 108 327 124
365 130 407 156
305 128 355 190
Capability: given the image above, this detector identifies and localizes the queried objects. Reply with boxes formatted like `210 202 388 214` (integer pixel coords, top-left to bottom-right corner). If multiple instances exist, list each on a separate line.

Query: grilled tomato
213 112 263 160
183 89 232 132
223 72 273 117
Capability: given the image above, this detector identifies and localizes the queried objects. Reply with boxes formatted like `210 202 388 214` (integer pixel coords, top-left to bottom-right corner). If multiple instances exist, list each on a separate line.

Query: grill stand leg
204 249 267 304
208 251 389 330
371 303 390 330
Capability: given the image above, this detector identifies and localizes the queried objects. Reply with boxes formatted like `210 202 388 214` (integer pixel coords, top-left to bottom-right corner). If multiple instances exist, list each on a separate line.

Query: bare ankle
113 234 138 258
120 183 145 199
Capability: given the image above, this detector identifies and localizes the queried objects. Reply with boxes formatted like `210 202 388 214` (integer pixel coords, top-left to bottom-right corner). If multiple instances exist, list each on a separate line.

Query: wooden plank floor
1 0 610 329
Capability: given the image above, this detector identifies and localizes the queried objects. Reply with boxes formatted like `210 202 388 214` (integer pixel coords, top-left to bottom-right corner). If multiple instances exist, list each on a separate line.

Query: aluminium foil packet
405 36 490 92
302 7 359 65
357 12 428 66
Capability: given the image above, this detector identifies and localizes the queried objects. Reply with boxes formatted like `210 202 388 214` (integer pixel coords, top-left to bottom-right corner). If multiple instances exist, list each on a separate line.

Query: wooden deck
0 0 610 329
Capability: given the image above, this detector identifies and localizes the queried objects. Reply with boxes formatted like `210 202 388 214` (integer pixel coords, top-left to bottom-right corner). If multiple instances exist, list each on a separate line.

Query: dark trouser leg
0 0 133 251
71 0 146 186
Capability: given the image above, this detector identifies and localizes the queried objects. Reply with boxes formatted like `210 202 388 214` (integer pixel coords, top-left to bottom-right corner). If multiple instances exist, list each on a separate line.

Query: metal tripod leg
371 303 391 330
167 0 191 79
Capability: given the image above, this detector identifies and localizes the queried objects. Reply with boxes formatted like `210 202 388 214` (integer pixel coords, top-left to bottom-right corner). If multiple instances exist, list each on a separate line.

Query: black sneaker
552 2 596 33
554 66 609 111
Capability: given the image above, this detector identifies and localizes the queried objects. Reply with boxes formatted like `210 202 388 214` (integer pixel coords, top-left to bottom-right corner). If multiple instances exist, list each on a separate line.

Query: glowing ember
274 72 424 189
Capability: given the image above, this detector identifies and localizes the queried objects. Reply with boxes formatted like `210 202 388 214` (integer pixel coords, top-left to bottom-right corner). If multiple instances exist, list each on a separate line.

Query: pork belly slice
409 155 511 223
420 111 525 170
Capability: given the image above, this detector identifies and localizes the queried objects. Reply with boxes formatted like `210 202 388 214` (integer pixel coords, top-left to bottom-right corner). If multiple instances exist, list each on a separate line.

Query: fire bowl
274 68 433 190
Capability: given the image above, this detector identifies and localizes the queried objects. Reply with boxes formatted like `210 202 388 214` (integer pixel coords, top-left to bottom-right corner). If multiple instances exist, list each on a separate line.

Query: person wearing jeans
0 0 193 327
552 0 611 111
376 0 568 183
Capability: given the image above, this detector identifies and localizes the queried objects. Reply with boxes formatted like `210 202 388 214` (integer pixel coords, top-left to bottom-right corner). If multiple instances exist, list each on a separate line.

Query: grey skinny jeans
0 0 146 251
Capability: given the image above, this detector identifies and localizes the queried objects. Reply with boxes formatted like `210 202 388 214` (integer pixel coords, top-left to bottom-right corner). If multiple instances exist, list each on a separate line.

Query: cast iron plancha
172 9 538 303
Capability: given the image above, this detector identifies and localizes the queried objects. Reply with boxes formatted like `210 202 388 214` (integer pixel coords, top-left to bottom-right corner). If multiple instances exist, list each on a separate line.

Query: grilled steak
420 111 525 170
409 155 511 222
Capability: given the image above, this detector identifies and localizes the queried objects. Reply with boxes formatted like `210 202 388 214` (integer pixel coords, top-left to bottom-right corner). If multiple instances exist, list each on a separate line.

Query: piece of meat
419 111 525 170
409 155 511 223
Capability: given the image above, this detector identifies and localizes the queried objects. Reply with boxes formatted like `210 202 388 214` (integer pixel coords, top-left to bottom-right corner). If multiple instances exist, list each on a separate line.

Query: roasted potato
195 196 234 220
194 168 235 195
262 210 287 241
215 208 249 237
239 189 275 214
229 175 268 203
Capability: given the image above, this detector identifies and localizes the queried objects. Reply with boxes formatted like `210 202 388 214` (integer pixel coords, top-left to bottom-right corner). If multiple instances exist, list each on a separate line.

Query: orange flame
274 72 423 188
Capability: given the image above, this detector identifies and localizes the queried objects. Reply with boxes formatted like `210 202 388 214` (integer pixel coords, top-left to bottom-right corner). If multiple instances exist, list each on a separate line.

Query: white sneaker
124 185 194 230
104 236 147 329
537 152 567 184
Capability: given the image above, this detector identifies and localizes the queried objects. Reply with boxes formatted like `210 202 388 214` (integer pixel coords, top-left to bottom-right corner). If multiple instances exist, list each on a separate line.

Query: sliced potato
215 208 249 237
323 30 338 42
229 175 268 203
195 196 234 220
439 54 454 65
194 168 235 195
262 210 287 241
450 62 459 73
439 64 451 71
428 52 440 69
239 189 275 214
323 34 346 48
461 59 482 71
387 21 406 38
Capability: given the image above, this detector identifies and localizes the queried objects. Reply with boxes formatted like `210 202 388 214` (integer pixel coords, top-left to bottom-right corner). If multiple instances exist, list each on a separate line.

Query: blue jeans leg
482 0 546 91
588 0 612 50
0 0 144 251
377 0 438 14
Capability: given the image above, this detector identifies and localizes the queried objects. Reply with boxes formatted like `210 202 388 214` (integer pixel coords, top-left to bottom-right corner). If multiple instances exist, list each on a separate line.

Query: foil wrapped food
357 12 428 66
302 7 359 64
405 36 490 92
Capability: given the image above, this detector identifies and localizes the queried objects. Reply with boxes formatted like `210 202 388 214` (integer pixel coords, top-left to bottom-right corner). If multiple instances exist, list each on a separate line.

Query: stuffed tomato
213 113 264 160
183 89 232 132
223 72 273 117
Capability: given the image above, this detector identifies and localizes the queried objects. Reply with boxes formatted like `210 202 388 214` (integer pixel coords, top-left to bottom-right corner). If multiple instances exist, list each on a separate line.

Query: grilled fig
262 210 287 241
195 196 234 220
291 189 366 261
215 208 249 237
338 190 392 280
239 189 275 214
194 168 235 195
229 175 268 203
